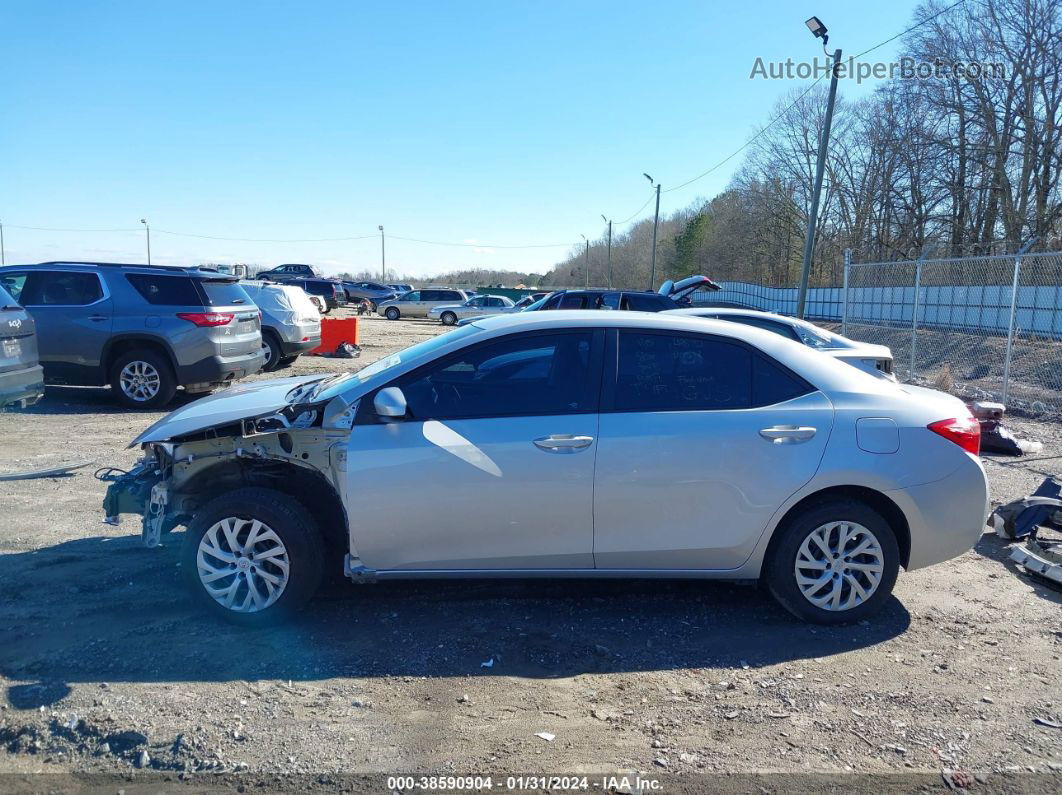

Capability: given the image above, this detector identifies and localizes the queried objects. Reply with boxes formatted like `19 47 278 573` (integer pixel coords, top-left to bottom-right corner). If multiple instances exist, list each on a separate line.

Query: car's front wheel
181 487 324 626
763 498 899 624
384 307 400 320
440 311 457 326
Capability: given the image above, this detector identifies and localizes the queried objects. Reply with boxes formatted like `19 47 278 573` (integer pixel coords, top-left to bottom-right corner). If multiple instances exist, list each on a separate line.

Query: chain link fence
699 250 1062 420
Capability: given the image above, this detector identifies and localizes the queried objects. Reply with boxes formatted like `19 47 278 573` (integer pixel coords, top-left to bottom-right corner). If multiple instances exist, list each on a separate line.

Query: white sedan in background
429 294 518 325
667 307 895 380
105 311 987 627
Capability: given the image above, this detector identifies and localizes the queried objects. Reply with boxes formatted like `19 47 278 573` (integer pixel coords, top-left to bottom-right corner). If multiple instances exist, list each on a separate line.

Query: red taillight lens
176 312 234 327
928 415 980 455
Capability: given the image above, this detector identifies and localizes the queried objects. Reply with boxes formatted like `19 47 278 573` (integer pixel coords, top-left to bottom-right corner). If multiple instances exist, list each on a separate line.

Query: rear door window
197 279 252 306
126 274 202 306
558 293 587 309
21 271 103 306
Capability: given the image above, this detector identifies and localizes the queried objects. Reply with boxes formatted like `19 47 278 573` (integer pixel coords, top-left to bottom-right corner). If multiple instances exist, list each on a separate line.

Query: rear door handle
533 434 594 453
759 426 817 444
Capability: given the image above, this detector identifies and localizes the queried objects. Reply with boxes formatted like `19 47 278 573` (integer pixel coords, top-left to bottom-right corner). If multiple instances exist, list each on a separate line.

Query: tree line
542 0 1062 289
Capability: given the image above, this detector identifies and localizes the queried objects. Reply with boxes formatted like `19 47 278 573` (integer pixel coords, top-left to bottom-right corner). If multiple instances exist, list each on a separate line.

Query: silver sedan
428 295 517 325
110 311 989 627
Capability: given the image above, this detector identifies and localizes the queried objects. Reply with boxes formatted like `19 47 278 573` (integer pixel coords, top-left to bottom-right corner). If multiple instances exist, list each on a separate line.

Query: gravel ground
0 312 1060 792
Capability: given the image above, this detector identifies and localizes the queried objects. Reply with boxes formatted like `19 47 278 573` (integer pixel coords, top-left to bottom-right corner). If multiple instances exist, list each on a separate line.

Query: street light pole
580 234 589 288
644 173 661 289
796 16 841 319
601 215 612 288
0 218 5 265
378 225 386 282
140 218 151 264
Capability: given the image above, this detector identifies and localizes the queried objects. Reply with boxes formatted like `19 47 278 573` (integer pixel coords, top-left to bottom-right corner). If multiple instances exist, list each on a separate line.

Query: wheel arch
762 485 912 572
102 335 179 380
174 458 349 562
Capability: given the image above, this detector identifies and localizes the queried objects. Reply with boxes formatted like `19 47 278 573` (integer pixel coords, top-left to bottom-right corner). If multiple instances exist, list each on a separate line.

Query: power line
613 191 658 225
155 228 380 243
384 234 573 249
849 0 966 61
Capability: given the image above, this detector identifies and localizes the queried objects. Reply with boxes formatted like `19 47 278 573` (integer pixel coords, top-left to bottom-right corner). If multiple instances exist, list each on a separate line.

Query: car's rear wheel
261 332 283 372
385 307 400 320
764 498 899 624
440 311 457 326
109 349 177 409
181 487 323 626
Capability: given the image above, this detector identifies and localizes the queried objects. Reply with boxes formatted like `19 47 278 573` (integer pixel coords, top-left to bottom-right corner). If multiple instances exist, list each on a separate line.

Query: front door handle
533 434 594 453
759 425 817 444
88 315 108 322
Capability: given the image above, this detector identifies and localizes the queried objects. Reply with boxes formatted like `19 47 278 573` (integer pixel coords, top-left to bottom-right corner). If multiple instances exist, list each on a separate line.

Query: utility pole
0 218 5 265
580 234 589 288
140 218 151 264
644 173 661 289
796 16 841 319
378 225 385 281
601 215 612 288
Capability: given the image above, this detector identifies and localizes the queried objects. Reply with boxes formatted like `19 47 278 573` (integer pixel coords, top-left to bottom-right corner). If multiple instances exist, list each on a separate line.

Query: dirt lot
0 312 1060 792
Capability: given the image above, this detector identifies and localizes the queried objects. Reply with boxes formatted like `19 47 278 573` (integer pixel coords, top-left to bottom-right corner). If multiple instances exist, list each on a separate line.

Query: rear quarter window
197 279 252 306
126 273 202 306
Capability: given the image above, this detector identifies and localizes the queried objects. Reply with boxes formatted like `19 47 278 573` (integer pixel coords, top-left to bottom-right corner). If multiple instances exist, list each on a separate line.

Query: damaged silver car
102 311 989 627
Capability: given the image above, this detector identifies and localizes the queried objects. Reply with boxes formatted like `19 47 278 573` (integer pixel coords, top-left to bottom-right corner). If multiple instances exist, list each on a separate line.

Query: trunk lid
657 275 721 301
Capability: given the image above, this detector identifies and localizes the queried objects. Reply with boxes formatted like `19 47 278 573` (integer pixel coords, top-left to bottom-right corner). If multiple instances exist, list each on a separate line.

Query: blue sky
2 1 920 276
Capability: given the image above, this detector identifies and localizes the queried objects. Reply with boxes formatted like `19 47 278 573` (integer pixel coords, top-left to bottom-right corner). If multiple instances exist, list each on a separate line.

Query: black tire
180 487 324 627
276 355 298 369
109 348 177 410
763 498 899 625
261 332 284 372
385 307 400 321
440 311 457 326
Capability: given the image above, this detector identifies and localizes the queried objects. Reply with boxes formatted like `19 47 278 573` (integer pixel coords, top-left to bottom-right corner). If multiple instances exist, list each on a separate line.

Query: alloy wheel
196 517 290 612
793 521 884 611
119 360 162 402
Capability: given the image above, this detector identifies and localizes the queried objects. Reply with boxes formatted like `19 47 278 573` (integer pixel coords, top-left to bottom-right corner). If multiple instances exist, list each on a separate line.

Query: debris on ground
533 732 555 742
972 401 1044 456
0 461 92 481
990 476 1062 539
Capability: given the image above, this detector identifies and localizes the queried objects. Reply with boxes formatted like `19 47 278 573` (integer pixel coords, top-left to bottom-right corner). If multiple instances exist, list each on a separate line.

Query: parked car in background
0 282 44 409
104 311 988 626
387 284 414 295
239 282 322 371
284 277 346 312
340 281 397 309
668 308 895 380
428 294 518 325
257 264 320 281
513 292 549 309
377 287 469 320
540 275 719 312
0 262 265 408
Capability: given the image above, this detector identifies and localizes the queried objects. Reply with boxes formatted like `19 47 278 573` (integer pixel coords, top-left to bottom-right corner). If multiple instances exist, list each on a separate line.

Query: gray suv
0 262 265 409
0 283 44 409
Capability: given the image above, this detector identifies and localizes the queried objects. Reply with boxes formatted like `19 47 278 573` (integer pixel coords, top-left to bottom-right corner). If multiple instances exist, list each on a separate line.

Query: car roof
0 261 232 278
668 306 814 327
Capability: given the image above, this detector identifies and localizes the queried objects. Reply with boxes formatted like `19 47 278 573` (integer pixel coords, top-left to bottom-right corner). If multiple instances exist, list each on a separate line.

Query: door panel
20 271 113 376
593 392 833 569
347 414 598 569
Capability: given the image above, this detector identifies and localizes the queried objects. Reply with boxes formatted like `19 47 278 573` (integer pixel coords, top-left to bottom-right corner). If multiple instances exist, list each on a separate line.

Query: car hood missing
130 374 327 446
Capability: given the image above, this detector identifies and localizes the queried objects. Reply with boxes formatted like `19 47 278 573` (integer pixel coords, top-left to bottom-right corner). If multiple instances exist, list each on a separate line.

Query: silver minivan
378 288 468 320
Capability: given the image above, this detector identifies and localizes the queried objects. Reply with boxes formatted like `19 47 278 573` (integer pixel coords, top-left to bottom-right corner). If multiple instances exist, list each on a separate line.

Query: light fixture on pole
580 234 589 288
140 218 151 265
601 214 613 288
378 225 385 282
644 173 661 289
796 15 842 319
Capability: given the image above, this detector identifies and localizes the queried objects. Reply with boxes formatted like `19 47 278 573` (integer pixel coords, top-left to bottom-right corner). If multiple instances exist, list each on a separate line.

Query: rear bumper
888 454 990 570
0 364 45 408
279 336 321 356
176 348 267 387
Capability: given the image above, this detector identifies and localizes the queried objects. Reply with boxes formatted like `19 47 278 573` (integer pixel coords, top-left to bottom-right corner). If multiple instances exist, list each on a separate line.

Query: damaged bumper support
99 463 165 547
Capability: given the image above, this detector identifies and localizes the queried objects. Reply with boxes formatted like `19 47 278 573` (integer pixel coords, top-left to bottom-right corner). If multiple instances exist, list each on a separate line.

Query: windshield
521 297 547 311
314 323 481 401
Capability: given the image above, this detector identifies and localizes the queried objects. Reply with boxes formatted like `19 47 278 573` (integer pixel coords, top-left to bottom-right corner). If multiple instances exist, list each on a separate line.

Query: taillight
928 415 980 455
176 312 234 327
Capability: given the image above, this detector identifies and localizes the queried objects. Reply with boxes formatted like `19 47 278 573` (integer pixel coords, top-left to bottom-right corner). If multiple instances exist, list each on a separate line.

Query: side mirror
374 387 407 420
